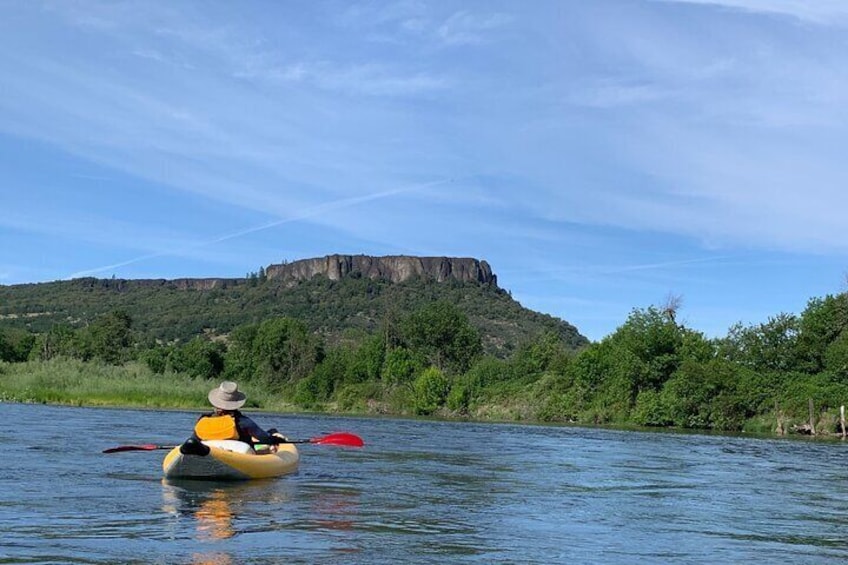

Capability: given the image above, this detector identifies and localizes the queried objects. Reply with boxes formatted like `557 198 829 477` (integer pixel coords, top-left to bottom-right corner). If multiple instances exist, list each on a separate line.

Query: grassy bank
0 359 292 412
0 359 541 422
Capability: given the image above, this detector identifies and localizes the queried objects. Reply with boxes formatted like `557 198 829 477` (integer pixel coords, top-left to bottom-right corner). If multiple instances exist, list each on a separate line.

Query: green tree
825 329 848 380
250 317 323 387
293 347 352 406
510 330 573 377
401 300 482 373
140 345 169 374
381 346 425 387
719 314 799 373
0 331 11 362
0 328 35 362
344 334 386 384
608 307 684 393
168 337 226 379
32 324 79 361
796 294 848 373
81 310 133 364
223 323 259 382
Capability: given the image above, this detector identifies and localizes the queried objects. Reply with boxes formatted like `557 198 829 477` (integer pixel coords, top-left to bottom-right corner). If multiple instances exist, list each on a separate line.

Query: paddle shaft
103 431 363 453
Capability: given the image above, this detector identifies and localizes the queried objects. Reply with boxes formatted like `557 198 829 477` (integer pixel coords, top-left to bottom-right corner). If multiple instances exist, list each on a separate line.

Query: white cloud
569 80 673 108
657 0 848 24
437 10 512 45
4 0 848 284
244 61 450 96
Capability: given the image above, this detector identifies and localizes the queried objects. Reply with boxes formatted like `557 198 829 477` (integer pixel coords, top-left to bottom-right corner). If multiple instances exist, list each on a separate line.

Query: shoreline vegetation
3 275 848 439
0 361 839 441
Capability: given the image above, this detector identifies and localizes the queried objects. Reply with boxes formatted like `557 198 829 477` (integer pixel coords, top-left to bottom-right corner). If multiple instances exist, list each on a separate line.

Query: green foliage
381 346 425 387
77 310 134 364
796 295 848 373
222 323 259 383
607 307 684 392
167 337 226 380
0 358 211 408
509 330 573 377
412 366 450 415
9 269 848 435
0 328 35 362
344 334 385 384
334 381 383 412
0 274 588 359
140 346 169 374
659 359 747 430
445 378 471 413
632 389 670 427
465 355 511 389
223 317 322 390
293 347 351 407
825 329 848 380
719 314 800 373
401 300 483 373
778 372 848 417
32 324 82 361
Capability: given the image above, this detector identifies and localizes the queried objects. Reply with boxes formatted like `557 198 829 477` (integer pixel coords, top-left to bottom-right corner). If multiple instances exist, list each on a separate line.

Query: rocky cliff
265 255 497 287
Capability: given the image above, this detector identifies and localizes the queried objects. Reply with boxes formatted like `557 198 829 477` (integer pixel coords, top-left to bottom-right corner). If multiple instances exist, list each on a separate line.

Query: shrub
412 367 450 415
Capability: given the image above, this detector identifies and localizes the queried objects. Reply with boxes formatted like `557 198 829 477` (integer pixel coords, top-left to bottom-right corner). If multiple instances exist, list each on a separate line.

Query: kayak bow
162 439 299 481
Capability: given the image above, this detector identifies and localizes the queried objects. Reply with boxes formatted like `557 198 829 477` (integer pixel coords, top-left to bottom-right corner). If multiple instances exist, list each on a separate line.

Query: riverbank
0 358 526 418
0 358 250 410
2 358 841 439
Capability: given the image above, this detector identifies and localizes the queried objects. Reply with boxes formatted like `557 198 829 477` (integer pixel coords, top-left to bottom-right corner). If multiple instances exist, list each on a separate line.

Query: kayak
162 438 299 481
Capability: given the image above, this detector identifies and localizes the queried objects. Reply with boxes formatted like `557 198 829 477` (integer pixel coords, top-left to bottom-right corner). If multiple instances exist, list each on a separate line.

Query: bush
412 367 450 415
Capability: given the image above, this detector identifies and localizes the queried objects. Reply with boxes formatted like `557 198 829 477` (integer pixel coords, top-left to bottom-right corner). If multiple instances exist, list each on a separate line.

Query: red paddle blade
102 444 174 453
309 432 364 447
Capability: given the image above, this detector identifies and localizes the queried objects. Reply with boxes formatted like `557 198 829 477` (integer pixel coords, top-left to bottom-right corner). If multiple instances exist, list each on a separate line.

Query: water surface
1 403 847 563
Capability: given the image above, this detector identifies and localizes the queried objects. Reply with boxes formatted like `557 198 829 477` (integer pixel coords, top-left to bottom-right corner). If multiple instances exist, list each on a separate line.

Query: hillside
0 255 588 355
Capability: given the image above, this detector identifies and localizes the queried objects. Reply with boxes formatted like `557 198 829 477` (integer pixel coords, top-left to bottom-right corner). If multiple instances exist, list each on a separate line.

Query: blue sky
2 0 848 342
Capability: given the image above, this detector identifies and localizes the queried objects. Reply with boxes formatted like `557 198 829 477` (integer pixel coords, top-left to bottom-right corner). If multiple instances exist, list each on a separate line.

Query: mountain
0 255 588 355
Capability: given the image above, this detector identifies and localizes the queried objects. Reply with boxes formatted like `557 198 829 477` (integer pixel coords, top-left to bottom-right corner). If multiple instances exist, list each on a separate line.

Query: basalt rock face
265 255 497 287
71 277 240 292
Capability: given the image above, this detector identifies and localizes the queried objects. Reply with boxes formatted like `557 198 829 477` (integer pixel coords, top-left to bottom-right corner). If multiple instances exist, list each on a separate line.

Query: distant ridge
0 254 588 354
27 255 497 292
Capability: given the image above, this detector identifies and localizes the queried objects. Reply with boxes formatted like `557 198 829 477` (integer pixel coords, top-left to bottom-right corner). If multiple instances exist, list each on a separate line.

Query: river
1 403 848 564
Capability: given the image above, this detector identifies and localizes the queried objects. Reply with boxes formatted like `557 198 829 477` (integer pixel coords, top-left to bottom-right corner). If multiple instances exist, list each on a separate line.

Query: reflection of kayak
162 438 299 480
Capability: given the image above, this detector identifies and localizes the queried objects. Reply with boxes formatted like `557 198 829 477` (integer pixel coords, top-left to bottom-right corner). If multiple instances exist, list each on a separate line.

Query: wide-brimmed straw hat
208 381 246 410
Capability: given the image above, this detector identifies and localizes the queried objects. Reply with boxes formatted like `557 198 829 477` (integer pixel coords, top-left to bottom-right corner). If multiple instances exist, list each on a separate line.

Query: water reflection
189 551 233 565
194 494 235 541
161 479 289 564
304 485 360 532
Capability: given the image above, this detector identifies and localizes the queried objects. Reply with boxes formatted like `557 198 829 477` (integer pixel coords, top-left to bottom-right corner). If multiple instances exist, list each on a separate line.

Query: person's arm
237 414 276 444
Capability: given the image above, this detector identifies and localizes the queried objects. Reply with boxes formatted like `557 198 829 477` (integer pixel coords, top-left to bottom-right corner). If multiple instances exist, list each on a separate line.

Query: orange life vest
194 414 239 440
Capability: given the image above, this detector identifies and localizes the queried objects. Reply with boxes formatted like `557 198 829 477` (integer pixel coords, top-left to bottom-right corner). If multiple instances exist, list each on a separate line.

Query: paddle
102 431 364 453
301 432 364 447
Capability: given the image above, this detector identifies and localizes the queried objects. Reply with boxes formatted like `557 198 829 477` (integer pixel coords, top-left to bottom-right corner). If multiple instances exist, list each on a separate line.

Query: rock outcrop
265 255 497 287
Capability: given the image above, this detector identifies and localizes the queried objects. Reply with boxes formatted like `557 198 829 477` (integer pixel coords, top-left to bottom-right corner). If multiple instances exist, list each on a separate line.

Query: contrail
500 255 734 284
67 176 460 279
598 255 734 275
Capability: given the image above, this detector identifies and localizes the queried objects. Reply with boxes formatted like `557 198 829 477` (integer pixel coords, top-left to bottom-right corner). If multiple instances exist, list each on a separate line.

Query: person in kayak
185 381 283 452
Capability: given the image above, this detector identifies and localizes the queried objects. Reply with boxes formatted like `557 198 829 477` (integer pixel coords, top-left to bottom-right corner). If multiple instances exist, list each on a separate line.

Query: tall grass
0 358 214 408
0 358 298 412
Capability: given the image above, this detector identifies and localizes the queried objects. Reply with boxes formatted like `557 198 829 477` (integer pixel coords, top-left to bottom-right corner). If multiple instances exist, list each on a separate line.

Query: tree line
2 292 848 433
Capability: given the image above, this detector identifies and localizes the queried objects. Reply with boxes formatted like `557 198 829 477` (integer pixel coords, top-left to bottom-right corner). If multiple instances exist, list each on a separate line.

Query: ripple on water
5 405 848 564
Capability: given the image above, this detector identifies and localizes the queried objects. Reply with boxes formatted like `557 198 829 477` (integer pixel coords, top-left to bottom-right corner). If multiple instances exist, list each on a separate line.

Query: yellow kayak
162 438 299 480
